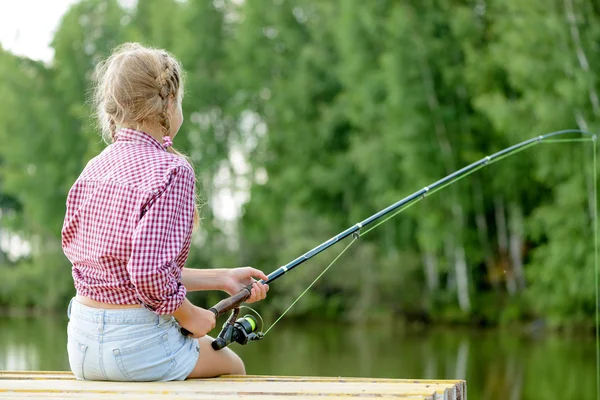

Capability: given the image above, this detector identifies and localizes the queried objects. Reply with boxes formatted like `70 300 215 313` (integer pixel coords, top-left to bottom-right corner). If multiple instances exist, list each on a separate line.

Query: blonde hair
93 42 201 225
94 42 183 143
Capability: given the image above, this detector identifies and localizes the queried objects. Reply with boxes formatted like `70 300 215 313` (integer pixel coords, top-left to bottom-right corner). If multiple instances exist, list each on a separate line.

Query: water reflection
237 322 595 399
0 316 595 399
0 315 70 371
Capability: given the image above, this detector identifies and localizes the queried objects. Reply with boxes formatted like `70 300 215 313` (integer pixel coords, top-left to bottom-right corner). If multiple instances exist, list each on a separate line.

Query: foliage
0 0 598 330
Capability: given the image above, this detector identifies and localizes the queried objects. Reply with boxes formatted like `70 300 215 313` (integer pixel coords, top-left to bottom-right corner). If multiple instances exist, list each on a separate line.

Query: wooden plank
1 394 434 400
1 380 454 397
0 371 466 400
0 372 74 381
0 371 465 386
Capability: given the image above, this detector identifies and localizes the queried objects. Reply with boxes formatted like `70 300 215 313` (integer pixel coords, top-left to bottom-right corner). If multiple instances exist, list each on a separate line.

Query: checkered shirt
61 128 195 315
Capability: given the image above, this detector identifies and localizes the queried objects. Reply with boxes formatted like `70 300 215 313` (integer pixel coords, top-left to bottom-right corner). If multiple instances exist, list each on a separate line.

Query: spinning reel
180 283 265 350
211 307 264 350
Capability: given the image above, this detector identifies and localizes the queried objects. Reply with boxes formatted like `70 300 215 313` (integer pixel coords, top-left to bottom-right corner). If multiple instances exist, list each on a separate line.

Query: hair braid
108 118 117 142
157 55 172 137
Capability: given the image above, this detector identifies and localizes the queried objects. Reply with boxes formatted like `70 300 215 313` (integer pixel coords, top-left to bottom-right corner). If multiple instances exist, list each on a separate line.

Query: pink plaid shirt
61 128 195 315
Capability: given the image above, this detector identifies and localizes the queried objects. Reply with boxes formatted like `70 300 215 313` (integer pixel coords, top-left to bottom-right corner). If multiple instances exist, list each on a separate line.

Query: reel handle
212 336 228 350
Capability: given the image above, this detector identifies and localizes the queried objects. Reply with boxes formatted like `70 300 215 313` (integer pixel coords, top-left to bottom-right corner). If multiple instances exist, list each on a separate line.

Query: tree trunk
564 0 600 116
416 36 455 173
0 220 5 265
453 204 471 313
444 233 456 292
571 110 597 229
509 203 526 291
473 179 498 288
416 34 471 311
423 251 439 292
454 243 471 312
495 196 516 295
561 0 597 228
352 246 376 320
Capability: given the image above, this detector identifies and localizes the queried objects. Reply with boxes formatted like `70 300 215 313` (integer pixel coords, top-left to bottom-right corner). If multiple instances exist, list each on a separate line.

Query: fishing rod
182 129 596 349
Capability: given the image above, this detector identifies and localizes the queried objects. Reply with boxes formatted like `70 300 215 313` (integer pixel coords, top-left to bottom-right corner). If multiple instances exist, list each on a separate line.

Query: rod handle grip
208 285 252 318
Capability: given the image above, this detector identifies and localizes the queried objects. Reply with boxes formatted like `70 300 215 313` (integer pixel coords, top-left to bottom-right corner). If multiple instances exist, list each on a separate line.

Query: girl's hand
222 267 269 304
174 300 216 338
181 307 216 338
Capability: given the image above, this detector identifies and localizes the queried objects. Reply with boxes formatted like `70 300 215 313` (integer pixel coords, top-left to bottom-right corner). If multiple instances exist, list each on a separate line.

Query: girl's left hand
222 267 270 304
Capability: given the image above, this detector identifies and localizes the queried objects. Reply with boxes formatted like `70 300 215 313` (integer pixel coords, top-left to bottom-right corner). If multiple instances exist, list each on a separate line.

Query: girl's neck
124 123 164 142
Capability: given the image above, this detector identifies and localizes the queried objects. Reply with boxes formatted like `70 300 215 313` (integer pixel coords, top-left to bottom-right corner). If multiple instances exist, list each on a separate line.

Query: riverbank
1 302 597 339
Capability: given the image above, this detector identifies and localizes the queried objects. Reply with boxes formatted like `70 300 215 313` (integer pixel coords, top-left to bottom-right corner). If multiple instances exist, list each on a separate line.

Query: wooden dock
0 371 466 399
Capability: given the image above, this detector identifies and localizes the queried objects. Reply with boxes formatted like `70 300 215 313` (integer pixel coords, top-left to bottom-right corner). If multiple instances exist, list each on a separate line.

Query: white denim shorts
66 298 200 381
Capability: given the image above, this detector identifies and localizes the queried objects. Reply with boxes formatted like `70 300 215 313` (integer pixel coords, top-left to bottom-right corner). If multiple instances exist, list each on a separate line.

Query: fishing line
594 135 599 400
263 237 358 335
259 129 598 376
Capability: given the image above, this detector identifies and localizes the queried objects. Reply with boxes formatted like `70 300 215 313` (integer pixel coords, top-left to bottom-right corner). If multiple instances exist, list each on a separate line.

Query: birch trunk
0 221 4 265
572 111 596 229
453 204 471 312
423 251 439 292
417 35 470 311
508 203 526 291
473 179 497 288
564 0 598 228
495 196 516 295
564 0 600 116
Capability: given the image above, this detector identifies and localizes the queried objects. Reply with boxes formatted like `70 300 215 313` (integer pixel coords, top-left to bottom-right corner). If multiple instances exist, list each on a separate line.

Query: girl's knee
188 336 247 378
229 352 246 375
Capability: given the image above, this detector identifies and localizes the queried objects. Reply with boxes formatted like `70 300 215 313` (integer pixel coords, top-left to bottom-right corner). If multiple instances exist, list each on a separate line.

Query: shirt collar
115 128 166 151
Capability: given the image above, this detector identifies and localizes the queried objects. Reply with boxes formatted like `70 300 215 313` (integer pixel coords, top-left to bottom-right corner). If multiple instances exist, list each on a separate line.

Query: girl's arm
181 267 270 303
181 267 227 292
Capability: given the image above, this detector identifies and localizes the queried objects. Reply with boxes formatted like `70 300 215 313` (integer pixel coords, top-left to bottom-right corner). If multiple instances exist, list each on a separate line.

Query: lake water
0 315 596 399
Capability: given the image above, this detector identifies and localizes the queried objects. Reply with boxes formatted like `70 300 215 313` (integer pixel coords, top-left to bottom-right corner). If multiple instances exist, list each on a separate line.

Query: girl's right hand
174 299 217 338
180 307 217 338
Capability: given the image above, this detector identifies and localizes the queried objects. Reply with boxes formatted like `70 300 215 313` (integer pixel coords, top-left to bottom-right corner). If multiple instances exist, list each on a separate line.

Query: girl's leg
186 335 246 378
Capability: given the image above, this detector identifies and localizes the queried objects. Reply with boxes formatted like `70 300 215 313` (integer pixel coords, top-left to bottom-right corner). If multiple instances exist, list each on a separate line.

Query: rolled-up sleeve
127 165 195 315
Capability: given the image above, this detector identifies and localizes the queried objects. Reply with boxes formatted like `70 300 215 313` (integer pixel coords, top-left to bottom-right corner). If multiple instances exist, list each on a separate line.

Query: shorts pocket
113 332 177 382
67 334 88 380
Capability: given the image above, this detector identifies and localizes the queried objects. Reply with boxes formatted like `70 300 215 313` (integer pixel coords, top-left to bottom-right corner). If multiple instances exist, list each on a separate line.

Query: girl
61 43 269 381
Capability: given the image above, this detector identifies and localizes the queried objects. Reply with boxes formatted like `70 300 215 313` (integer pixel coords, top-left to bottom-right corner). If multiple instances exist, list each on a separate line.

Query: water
0 315 596 399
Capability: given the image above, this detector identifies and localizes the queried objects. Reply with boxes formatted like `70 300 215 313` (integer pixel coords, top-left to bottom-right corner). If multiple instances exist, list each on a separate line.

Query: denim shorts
66 298 200 381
